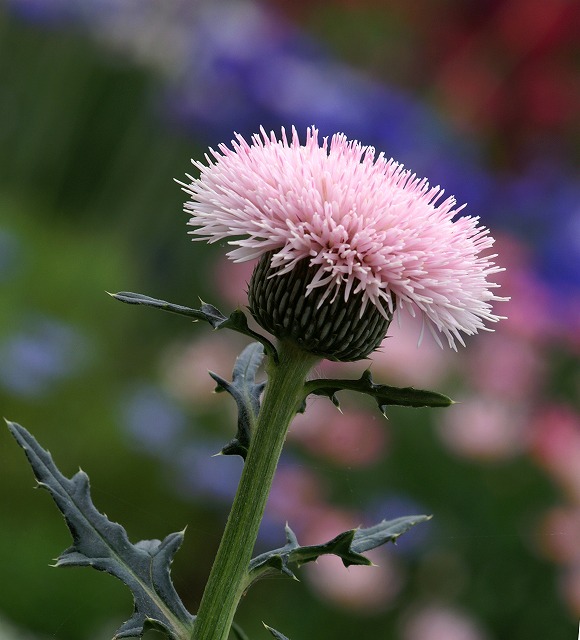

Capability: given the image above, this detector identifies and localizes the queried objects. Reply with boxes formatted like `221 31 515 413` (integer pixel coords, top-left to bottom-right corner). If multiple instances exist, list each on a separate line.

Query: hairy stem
192 341 318 640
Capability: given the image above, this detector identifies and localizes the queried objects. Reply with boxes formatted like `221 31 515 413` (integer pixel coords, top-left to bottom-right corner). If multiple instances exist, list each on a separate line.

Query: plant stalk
192 341 318 640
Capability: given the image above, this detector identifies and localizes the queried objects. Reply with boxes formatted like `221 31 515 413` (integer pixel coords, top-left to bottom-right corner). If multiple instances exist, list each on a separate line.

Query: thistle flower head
179 127 505 355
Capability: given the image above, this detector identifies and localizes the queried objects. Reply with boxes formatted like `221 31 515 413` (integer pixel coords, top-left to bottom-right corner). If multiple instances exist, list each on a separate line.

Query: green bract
248 252 394 362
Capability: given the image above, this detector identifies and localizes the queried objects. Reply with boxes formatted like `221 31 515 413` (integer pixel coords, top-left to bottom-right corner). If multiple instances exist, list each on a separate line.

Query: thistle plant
6 127 505 640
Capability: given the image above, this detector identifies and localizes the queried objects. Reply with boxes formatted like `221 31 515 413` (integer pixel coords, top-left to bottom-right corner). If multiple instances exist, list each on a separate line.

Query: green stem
192 341 318 640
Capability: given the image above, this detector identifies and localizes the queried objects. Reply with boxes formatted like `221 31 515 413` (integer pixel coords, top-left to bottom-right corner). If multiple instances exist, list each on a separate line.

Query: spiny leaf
263 623 290 640
210 342 266 459
110 291 277 362
303 368 453 416
350 515 432 553
6 421 194 640
247 515 430 588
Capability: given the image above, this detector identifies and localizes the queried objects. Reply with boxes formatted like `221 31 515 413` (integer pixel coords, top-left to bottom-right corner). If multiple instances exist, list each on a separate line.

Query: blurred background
0 1 579 638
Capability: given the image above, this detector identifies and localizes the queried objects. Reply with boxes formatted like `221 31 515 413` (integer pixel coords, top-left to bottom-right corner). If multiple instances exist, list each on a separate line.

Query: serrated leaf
247 515 430 588
210 342 266 459
6 421 194 640
263 623 290 640
110 291 277 362
303 368 453 416
349 515 432 553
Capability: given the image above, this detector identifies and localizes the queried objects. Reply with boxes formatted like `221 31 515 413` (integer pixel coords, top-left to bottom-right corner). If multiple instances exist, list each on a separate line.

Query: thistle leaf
210 342 266 459
247 515 430 588
263 624 290 640
110 291 277 362
6 421 195 640
303 369 453 416
349 515 432 552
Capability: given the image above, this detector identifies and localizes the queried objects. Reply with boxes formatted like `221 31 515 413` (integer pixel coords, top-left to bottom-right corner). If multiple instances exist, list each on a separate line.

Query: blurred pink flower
501 269 556 342
368 312 452 387
160 333 246 406
565 299 580 353
302 509 402 612
491 235 555 342
305 549 401 613
289 399 387 467
463 332 544 401
401 605 489 640
437 395 527 460
559 565 580 617
266 464 330 527
269 485 397 610
537 506 580 564
299 507 360 548
213 254 255 308
180 126 505 349
531 405 580 502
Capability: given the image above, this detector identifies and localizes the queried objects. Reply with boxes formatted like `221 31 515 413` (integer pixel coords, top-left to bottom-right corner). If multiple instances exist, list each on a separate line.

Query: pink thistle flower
179 126 505 351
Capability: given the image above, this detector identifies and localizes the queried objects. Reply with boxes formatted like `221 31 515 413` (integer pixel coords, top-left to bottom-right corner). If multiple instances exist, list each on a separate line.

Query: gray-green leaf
247 515 430 588
303 369 453 416
110 291 277 362
263 624 290 640
6 421 194 640
210 342 266 459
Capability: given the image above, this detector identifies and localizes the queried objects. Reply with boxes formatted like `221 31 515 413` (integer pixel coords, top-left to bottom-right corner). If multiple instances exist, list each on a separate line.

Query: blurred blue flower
539 203 580 293
119 384 244 503
255 510 291 551
6 0 75 25
176 441 242 504
0 316 91 397
120 384 188 457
